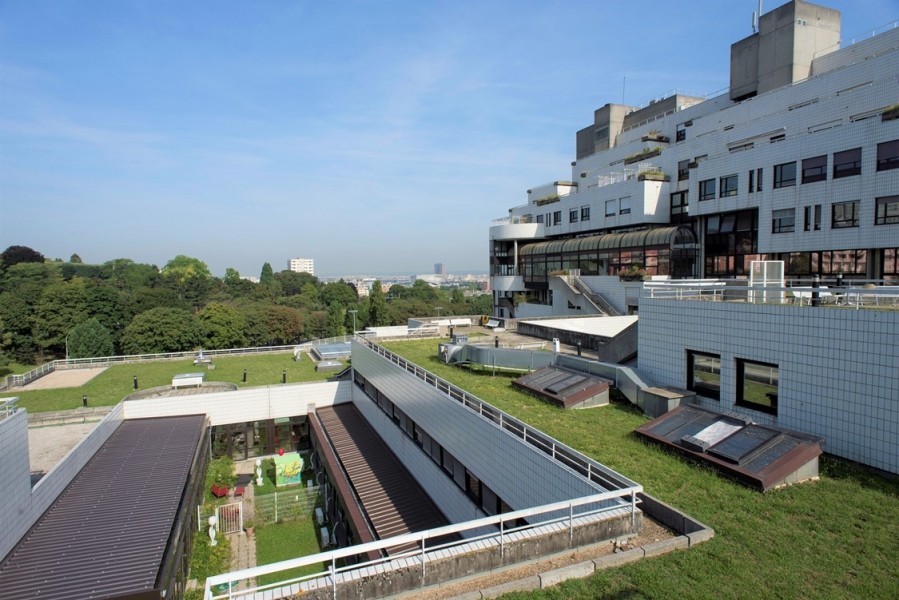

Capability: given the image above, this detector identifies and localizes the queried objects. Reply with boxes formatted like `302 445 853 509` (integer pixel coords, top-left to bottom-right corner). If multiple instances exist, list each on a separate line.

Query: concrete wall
0 403 124 562
123 381 351 424
638 296 899 473
351 342 604 516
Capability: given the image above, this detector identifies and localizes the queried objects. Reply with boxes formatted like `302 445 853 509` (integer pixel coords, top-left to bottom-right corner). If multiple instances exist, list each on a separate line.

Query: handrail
1 397 19 419
568 274 622 316
357 338 639 492
204 485 641 600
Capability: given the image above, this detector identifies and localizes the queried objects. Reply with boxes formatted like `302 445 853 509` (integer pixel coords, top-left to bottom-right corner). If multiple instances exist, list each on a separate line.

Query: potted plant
244 518 256 537
619 265 648 281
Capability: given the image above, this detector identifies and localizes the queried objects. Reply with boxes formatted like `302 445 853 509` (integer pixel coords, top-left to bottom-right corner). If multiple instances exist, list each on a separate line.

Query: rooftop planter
534 194 561 206
638 170 670 182
641 131 670 144
624 146 663 165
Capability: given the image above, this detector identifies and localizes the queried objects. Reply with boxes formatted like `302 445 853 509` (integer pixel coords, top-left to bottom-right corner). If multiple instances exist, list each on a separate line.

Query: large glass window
678 159 690 181
670 191 689 223
832 200 859 228
605 199 617 217
833 148 861 178
553 211 562 225
736 359 778 416
569 209 578 223
801 155 827 183
619 196 632 215
875 195 899 225
774 162 797 188
581 206 591 221
720 174 738 197
877 140 899 171
803 205 822 231
687 350 721 400
772 208 795 233
699 178 716 201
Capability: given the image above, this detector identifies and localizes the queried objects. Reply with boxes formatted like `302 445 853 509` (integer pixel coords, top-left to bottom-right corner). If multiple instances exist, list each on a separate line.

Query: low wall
300 510 639 600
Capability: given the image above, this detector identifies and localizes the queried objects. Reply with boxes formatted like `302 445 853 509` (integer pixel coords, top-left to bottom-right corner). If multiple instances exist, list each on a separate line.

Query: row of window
687 351 779 416
354 372 510 517
538 206 591 226
771 195 899 233
696 139 899 201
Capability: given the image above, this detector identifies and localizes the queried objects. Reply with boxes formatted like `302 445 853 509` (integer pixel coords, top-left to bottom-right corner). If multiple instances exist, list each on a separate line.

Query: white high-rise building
288 257 315 275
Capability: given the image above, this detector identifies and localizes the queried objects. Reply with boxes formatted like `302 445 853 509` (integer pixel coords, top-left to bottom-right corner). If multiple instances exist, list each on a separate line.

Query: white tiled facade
638 296 899 473
489 3 899 318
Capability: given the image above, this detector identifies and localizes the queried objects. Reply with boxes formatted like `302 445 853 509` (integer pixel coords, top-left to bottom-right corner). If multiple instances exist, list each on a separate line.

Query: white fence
253 487 320 525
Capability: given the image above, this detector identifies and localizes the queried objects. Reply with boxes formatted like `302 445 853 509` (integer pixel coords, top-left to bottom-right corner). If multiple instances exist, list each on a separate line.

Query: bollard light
82 395 88 407
133 375 138 390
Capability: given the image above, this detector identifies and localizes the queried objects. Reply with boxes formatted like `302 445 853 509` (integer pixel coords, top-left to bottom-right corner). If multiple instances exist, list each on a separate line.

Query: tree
259 263 274 286
69 253 83 264
33 279 89 356
325 301 345 337
451 288 466 304
161 255 211 283
274 270 317 296
121 307 201 354
67 318 114 358
0 245 45 270
224 268 241 284
320 281 357 308
367 280 390 327
199 303 247 349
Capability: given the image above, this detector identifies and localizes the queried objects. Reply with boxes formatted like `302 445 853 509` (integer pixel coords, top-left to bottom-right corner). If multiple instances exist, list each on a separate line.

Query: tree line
0 245 491 366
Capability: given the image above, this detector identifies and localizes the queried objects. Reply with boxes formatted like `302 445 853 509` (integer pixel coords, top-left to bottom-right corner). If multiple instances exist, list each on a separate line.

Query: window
877 139 899 171
772 208 795 233
569 209 578 223
676 122 687 142
756 167 763 191
774 162 796 188
670 191 689 219
605 199 617 217
833 148 861 178
803 205 821 231
699 178 716 201
801 155 827 183
736 359 778 416
619 196 632 215
687 351 720 400
553 211 562 226
720 174 738 197
875 195 899 225
832 200 859 228
749 169 755 193
536 214 544 224
770 133 785 143
580 206 591 221
678 159 690 181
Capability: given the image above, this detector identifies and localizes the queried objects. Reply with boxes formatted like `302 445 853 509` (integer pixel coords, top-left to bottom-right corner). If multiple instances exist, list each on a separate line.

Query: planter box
638 173 670 182
624 148 662 165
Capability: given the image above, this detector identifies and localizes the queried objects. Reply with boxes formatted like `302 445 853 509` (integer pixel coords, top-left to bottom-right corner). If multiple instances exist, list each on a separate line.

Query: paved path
19 367 108 390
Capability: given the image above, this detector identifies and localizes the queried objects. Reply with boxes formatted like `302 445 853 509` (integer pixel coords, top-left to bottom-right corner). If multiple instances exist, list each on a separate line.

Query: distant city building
434 262 446 275
288 257 315 275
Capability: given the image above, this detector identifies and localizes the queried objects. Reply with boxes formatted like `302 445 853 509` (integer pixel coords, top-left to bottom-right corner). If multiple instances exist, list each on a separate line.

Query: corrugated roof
315 404 453 555
0 415 206 600
513 366 611 409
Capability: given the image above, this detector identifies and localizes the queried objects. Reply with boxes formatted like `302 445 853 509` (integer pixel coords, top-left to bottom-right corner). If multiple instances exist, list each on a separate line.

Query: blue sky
1 0 895 277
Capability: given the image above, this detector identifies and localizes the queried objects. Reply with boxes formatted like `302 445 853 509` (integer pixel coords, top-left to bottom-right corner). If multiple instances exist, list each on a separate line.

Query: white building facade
288 257 315 275
489 0 898 319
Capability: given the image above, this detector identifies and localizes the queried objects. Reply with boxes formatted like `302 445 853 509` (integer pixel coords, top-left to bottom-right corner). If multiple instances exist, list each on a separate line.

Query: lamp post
65 332 71 360
436 306 444 318
348 309 357 335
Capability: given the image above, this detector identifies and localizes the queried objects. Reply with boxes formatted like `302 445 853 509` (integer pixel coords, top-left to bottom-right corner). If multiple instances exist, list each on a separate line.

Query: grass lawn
255 519 326 588
384 339 899 600
1 353 345 413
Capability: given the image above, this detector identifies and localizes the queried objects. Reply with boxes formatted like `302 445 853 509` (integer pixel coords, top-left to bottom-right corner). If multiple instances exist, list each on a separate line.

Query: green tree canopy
325 301 345 337
121 307 201 354
0 245 45 270
199 303 248 349
274 270 317 296
69 253 83 264
367 280 390 327
33 279 89 356
320 281 357 308
67 317 115 359
259 262 274 286
161 255 211 283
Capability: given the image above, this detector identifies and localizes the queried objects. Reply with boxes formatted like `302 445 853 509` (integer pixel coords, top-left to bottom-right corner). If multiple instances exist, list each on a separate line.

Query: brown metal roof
315 404 452 555
513 366 611 408
635 405 823 491
0 415 206 600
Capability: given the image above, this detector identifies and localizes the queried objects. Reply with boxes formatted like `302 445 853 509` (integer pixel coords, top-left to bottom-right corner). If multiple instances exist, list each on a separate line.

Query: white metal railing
359 338 639 491
643 280 899 309
1 397 19 419
204 486 641 600
491 214 535 226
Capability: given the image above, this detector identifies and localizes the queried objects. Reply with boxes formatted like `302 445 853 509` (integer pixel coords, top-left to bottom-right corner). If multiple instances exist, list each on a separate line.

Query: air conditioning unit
320 526 332 547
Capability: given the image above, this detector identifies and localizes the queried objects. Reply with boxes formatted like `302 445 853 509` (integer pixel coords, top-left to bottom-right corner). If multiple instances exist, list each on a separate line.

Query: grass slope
1 353 343 413
383 339 899 600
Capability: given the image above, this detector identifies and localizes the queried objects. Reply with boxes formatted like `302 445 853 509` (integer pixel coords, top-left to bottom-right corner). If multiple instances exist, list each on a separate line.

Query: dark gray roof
513 366 611 408
0 415 206 600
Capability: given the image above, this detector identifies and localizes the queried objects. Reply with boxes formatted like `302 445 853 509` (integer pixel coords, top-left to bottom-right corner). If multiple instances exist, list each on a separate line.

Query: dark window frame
569 209 578 223
687 350 721 400
699 178 716 201
774 162 797 188
801 155 827 184
875 195 899 225
735 358 778 416
833 148 861 179
772 208 795 233
719 174 738 197
580 206 591 221
877 140 899 172
832 200 860 229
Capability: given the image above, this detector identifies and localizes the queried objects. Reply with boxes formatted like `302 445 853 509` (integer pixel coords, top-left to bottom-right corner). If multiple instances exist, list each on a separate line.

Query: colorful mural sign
274 451 304 487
